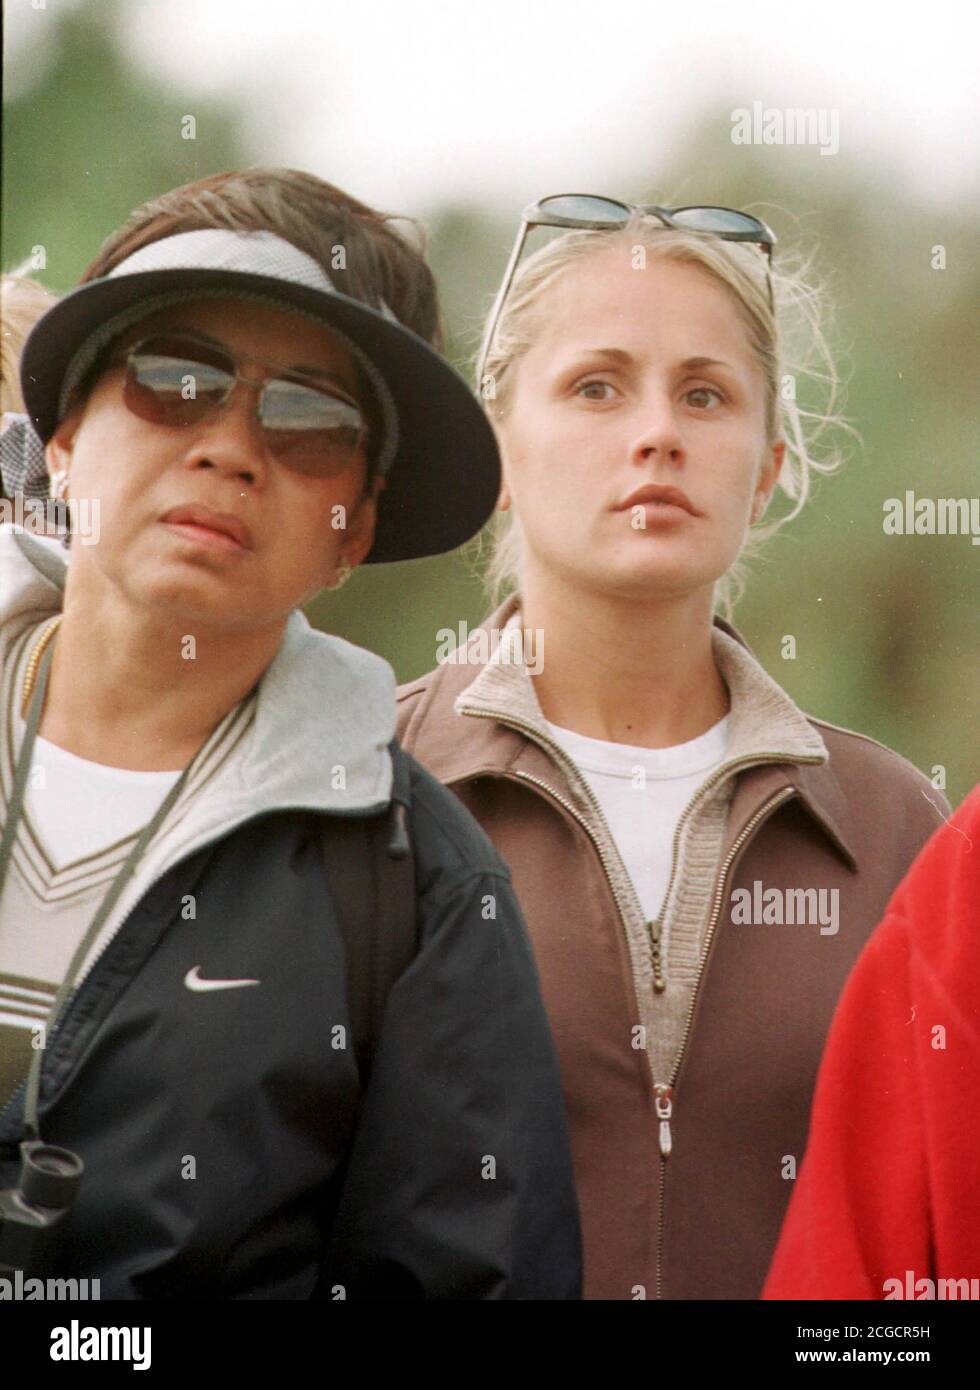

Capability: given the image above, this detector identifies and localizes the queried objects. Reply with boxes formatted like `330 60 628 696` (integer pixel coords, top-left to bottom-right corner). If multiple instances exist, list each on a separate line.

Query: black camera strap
0 636 192 1140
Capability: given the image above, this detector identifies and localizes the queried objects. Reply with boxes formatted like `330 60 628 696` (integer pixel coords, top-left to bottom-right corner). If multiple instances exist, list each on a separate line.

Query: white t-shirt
0 616 255 1106
27 736 182 870
543 715 730 923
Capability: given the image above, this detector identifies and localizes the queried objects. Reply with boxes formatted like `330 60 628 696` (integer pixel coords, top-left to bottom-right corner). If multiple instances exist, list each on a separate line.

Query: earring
331 557 353 589
49 470 72 550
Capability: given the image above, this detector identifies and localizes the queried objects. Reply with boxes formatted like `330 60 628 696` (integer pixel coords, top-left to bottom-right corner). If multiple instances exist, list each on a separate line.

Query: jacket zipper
0 800 393 1132
456 705 643 919
506 768 638 935
649 919 666 992
0 893 153 1121
0 818 222 1121
643 753 815 985
457 703 813 1300
0 844 205 1123
458 700 818 994
653 784 796 1298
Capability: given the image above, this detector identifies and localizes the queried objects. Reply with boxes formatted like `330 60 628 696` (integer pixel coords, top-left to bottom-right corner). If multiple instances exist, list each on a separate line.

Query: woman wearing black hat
0 169 580 1299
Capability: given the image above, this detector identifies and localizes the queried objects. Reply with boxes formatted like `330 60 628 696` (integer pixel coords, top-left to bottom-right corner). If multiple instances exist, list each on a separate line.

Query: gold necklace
21 615 63 718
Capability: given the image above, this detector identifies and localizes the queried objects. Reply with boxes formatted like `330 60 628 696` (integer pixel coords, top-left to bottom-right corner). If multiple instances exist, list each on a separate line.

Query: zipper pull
647 919 667 993
655 1084 673 1157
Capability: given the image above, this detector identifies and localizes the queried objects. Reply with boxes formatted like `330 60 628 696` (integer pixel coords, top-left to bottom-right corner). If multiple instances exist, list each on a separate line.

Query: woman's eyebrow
561 349 735 372
679 355 735 372
565 347 634 365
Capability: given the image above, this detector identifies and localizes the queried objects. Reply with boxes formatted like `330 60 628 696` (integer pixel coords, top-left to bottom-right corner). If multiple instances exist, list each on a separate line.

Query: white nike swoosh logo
184 965 260 993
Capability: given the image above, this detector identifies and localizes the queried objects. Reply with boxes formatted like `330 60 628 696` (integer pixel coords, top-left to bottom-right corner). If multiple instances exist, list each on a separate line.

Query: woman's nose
182 380 269 486
629 396 685 464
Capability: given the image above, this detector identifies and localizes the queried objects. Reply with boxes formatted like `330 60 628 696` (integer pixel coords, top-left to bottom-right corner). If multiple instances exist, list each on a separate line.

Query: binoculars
0 1140 84 1273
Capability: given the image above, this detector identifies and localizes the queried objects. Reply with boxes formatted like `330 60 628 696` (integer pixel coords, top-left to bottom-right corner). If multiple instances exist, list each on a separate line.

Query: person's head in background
2 272 58 415
477 215 848 627
1 272 59 501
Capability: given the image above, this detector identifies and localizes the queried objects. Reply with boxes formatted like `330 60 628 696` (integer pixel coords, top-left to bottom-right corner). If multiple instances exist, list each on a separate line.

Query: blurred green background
4 0 977 807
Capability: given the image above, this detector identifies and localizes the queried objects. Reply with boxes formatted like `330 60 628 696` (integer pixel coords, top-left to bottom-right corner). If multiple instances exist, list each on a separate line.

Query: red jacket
764 786 980 1300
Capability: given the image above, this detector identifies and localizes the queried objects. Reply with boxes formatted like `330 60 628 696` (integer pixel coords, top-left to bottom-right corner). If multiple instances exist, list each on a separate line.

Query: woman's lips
629 500 694 525
161 520 248 553
159 504 254 552
614 478 700 522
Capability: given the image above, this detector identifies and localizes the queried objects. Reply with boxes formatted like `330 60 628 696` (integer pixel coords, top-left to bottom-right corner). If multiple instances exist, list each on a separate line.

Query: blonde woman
396 196 946 1300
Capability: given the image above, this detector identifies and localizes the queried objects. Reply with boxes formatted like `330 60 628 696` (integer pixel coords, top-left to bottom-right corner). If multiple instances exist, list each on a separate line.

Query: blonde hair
2 271 58 414
474 217 854 616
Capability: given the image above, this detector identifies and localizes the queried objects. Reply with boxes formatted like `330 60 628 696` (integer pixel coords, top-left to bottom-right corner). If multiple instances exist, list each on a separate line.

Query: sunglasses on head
104 331 370 479
477 194 778 387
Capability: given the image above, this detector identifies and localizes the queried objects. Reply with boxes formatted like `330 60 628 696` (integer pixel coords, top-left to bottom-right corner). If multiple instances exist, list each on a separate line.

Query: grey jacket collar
400 596 858 870
0 525 396 847
453 594 828 795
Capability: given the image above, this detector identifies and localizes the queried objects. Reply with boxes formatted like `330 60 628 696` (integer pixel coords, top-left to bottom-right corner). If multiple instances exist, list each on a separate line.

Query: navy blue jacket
0 758 582 1299
0 526 581 1300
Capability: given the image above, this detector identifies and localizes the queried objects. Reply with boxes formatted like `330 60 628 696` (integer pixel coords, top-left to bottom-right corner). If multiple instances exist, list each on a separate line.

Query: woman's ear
752 439 785 522
46 406 84 486
496 439 513 512
489 411 512 512
344 473 385 569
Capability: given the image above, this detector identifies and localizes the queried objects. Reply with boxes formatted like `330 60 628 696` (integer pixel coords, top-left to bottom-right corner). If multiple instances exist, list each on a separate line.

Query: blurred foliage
2 0 244 289
4 0 977 806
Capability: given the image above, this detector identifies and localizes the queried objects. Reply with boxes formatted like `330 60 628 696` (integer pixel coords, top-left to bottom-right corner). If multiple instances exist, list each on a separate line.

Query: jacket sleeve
764 789 980 1300
320 865 582 1300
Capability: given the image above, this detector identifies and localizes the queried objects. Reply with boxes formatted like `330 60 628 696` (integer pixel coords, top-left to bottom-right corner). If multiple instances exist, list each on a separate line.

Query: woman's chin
130 576 258 629
590 556 723 603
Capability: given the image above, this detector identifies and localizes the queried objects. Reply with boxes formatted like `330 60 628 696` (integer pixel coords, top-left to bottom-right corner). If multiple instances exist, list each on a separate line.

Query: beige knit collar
453 594 828 785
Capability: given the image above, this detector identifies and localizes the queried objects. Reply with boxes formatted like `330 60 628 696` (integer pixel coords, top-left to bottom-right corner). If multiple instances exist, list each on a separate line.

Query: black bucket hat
18 228 500 563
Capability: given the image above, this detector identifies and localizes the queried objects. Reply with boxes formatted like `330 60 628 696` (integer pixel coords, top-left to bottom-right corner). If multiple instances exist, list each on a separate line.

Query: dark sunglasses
477 194 778 387
106 332 369 478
